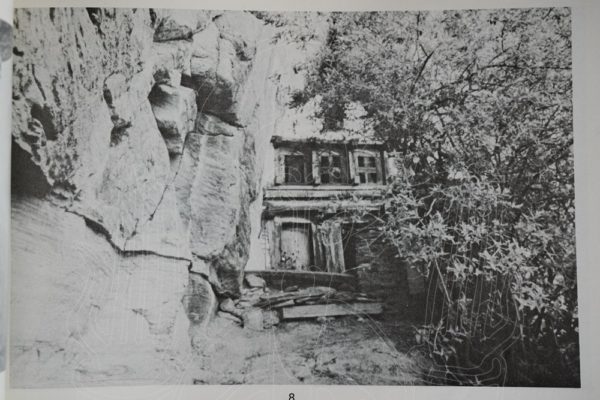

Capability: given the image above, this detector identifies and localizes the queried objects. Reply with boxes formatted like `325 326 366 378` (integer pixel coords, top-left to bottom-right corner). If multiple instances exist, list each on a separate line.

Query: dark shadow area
11 140 51 197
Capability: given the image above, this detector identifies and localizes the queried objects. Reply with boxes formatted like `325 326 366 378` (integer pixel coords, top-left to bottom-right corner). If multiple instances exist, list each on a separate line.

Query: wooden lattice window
318 150 347 184
275 149 311 185
284 154 306 184
355 151 383 184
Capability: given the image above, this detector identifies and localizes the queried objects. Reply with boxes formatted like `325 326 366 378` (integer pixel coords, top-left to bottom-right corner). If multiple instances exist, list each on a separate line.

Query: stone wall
354 224 426 315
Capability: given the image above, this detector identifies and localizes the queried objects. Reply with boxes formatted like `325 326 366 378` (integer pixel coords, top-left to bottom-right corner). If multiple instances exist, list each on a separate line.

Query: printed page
6 0 600 399
0 0 13 398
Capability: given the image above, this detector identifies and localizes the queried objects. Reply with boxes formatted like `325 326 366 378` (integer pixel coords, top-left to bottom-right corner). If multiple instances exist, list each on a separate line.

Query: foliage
293 8 578 386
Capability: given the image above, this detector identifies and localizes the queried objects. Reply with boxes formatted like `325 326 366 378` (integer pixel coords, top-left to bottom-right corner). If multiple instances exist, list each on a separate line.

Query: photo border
5 0 599 399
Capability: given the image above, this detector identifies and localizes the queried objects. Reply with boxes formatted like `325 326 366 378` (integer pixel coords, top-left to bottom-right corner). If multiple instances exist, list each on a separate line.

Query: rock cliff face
10 8 326 387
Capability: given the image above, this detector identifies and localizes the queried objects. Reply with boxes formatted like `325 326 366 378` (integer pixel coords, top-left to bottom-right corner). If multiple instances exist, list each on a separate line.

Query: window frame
316 149 349 185
275 149 312 186
353 149 384 185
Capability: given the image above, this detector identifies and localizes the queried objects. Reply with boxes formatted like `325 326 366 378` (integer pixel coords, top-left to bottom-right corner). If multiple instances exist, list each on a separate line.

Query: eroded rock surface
10 8 328 386
10 196 193 387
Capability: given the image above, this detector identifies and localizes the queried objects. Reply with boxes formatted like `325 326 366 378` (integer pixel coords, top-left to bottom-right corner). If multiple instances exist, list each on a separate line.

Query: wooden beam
246 269 357 291
263 200 384 218
271 136 385 148
281 303 383 320
264 186 385 200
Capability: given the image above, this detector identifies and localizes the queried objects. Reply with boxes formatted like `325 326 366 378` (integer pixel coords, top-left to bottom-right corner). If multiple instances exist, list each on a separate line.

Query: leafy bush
287 8 578 385
384 171 578 385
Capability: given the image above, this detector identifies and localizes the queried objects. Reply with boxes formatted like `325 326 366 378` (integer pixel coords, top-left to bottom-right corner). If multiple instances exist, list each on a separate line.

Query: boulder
262 310 280 329
245 273 266 288
184 273 218 327
219 297 243 318
217 311 243 325
242 309 263 331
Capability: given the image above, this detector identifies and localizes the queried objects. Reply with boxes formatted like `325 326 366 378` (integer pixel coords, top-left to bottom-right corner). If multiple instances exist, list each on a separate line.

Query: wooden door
280 224 312 270
317 220 346 273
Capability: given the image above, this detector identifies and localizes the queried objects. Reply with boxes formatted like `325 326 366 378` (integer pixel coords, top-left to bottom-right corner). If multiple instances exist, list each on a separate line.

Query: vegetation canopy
282 8 577 386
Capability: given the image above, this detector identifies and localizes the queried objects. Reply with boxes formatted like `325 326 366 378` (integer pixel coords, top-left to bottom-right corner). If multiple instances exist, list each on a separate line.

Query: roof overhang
271 135 385 149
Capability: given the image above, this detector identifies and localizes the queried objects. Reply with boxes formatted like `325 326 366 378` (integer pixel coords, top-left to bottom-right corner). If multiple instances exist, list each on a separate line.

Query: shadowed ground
191 314 430 385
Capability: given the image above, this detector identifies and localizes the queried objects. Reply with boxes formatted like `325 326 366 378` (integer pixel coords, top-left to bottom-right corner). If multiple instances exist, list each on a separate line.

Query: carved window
355 151 383 184
284 154 306 184
276 149 311 185
319 151 347 184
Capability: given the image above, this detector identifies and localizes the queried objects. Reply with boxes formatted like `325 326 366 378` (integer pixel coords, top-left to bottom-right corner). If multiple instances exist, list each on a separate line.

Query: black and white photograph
9 6 579 389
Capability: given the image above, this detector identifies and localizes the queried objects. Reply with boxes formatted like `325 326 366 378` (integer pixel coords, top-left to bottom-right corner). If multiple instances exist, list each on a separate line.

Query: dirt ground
190 312 431 385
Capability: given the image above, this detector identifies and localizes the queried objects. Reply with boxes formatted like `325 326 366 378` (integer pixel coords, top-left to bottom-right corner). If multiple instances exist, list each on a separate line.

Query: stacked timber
218 272 384 329
252 286 383 321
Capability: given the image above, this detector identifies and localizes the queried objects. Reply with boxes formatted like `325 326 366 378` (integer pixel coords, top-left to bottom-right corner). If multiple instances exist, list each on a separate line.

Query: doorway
280 223 312 270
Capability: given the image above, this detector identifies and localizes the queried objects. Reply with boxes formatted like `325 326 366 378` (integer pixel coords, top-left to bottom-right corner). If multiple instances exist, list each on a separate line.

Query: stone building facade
255 136 425 310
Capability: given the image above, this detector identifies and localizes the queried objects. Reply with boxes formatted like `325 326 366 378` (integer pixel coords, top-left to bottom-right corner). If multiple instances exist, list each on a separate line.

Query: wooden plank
281 303 383 320
269 300 296 308
311 150 320 185
260 286 335 302
269 218 282 270
318 221 345 273
330 221 345 273
246 269 357 291
260 294 325 308
280 223 312 270
277 216 313 225
318 223 332 272
311 222 324 269
265 219 277 270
